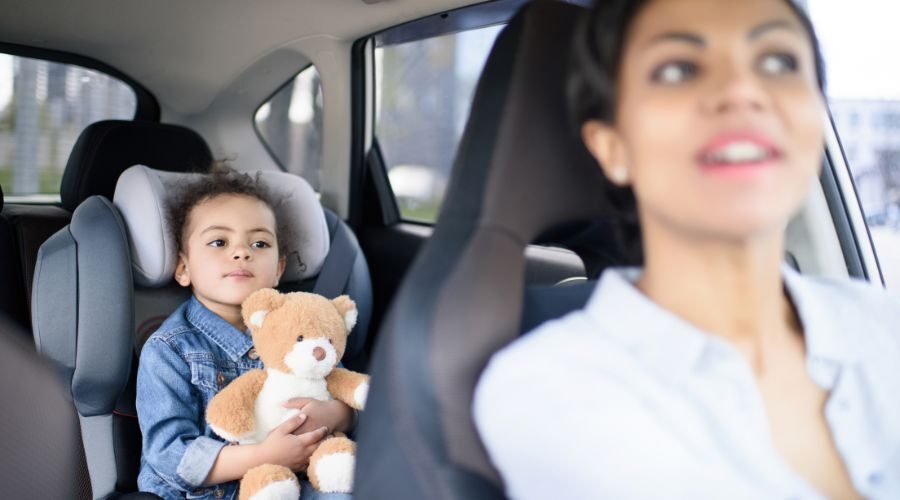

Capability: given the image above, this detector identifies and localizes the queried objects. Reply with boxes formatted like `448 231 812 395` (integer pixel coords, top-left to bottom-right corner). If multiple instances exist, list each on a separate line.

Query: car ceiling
0 0 480 114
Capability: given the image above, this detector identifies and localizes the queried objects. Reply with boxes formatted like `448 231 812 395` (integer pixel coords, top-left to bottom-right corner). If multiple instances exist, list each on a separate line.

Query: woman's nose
703 66 767 116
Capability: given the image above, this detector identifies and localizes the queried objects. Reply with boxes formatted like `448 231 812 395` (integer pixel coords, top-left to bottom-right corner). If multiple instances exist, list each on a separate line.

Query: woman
474 0 900 498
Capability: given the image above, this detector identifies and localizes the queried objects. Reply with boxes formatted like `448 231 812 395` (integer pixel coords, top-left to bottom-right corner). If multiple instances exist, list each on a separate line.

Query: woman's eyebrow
748 19 799 40
645 32 706 49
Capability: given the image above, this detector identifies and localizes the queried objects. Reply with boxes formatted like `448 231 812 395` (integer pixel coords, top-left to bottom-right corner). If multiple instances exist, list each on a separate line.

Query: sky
2 2 900 111
807 0 900 100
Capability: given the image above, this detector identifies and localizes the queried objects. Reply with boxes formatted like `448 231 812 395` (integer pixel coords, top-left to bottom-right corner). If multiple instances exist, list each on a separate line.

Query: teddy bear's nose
313 347 326 361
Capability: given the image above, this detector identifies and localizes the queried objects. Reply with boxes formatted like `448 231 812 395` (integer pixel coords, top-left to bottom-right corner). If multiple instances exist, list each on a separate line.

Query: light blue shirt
474 267 900 499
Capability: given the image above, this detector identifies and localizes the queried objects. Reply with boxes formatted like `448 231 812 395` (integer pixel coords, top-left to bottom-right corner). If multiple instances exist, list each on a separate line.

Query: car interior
0 0 886 498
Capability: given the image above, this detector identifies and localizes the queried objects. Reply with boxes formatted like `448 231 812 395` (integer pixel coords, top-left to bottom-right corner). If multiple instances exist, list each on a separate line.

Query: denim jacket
136 296 262 500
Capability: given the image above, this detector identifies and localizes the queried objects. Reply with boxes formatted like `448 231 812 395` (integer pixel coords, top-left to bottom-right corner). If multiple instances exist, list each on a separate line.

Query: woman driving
474 0 900 498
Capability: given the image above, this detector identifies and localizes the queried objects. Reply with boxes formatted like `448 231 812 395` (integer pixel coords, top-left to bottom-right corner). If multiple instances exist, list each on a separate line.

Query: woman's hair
567 0 827 263
168 162 286 256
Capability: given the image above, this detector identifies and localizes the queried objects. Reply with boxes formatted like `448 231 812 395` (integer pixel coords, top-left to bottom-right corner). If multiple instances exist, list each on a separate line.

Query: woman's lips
696 132 783 175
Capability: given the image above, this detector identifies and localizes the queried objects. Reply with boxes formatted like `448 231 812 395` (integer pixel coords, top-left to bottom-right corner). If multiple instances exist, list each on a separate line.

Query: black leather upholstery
356 2 608 498
61 120 213 211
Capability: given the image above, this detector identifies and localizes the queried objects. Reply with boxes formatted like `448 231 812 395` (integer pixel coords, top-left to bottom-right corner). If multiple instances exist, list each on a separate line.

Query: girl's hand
282 397 355 435
259 414 329 471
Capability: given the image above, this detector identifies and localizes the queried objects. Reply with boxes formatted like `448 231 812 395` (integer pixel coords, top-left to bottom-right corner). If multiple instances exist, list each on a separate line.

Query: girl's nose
232 247 251 260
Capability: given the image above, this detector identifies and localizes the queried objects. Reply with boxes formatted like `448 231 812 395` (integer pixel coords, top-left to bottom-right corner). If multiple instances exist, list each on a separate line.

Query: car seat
355 2 610 499
32 163 372 498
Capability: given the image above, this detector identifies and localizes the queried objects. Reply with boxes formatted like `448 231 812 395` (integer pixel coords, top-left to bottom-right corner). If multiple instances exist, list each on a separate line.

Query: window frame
0 41 159 121
353 0 542 227
252 62 322 175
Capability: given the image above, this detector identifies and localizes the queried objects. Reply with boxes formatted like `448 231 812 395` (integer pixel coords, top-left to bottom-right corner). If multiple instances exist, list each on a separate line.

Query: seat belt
313 213 358 299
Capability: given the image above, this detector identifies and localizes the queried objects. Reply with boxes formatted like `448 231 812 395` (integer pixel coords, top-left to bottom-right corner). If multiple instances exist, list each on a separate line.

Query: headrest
61 120 213 211
113 165 329 287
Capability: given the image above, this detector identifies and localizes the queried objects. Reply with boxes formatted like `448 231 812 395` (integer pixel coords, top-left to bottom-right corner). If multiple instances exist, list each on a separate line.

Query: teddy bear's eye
328 339 333 345
296 335 304 342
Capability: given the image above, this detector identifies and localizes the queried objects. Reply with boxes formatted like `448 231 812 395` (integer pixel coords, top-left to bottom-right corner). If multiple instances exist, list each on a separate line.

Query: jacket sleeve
136 337 226 491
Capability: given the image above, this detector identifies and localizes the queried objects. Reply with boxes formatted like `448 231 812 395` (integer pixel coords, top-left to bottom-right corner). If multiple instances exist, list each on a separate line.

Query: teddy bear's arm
326 367 370 410
206 369 268 443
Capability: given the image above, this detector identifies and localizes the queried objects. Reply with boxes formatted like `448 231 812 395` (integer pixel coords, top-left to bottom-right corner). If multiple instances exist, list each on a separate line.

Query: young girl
476 0 899 499
136 170 355 500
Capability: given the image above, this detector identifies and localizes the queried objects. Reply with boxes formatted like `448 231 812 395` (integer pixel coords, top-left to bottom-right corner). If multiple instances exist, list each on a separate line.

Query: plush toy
206 288 369 500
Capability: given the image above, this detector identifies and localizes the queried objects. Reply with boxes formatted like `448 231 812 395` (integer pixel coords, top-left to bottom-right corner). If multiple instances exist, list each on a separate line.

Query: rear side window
0 54 136 200
809 2 900 290
375 25 504 222
255 65 324 191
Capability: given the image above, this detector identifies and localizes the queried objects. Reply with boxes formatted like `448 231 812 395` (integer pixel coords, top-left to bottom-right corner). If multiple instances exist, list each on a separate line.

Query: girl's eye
296 335 304 342
251 240 271 249
758 53 798 75
651 61 698 84
208 239 225 248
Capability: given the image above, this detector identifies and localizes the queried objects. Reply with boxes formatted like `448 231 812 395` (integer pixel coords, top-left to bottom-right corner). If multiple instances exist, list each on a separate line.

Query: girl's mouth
226 269 253 278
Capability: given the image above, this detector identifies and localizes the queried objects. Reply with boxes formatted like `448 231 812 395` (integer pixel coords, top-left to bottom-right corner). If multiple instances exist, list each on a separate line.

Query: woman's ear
582 119 631 186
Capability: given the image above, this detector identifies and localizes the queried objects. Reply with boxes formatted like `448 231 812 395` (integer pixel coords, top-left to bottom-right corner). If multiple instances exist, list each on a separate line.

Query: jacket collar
186 296 254 362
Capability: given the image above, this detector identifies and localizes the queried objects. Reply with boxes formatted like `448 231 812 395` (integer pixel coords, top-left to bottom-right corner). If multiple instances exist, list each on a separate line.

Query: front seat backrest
356 2 604 498
0 314 79 499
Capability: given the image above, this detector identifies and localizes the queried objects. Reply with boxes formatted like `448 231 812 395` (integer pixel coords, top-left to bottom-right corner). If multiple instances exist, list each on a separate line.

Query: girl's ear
174 253 191 287
581 119 631 187
274 255 287 287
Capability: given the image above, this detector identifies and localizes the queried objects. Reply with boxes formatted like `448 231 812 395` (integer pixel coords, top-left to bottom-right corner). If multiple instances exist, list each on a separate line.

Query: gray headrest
113 165 329 287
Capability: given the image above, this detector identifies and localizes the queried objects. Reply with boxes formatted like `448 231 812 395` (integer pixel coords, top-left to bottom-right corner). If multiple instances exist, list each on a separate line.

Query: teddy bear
206 288 369 500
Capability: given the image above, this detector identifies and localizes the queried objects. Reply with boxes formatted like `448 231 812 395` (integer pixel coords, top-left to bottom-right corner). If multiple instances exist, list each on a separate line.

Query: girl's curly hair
168 162 286 256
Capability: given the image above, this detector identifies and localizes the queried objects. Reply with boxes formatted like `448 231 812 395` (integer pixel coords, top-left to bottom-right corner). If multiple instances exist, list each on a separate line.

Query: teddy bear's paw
241 464 299 500
248 479 300 500
310 451 355 493
354 381 369 409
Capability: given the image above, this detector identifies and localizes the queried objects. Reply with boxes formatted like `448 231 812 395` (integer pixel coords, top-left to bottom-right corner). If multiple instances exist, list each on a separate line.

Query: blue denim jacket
136 296 261 500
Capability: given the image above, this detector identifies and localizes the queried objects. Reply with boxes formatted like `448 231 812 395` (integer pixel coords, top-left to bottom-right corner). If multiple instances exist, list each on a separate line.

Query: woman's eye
296 335 304 342
651 61 698 84
251 240 271 249
207 239 225 248
758 53 797 75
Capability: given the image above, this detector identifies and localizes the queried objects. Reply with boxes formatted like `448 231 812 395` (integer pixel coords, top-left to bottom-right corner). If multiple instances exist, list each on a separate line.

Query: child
136 169 355 500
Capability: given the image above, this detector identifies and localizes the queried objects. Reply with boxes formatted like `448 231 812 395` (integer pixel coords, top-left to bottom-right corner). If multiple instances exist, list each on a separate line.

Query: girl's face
175 194 286 315
583 0 825 241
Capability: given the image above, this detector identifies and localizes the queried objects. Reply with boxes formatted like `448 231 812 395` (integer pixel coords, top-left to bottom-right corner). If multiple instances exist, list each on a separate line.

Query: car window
808 1 900 290
255 65 324 191
375 24 504 222
0 54 136 200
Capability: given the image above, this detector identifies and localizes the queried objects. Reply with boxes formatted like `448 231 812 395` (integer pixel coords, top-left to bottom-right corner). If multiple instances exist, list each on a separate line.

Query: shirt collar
584 266 860 378
584 267 709 377
781 265 860 366
186 296 254 361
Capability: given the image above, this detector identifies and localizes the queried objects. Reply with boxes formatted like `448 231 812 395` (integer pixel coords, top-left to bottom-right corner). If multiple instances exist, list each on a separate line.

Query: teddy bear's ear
332 295 358 333
242 288 286 330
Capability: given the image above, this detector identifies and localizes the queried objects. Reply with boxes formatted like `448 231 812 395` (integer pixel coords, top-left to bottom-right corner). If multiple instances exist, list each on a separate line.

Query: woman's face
584 0 825 241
